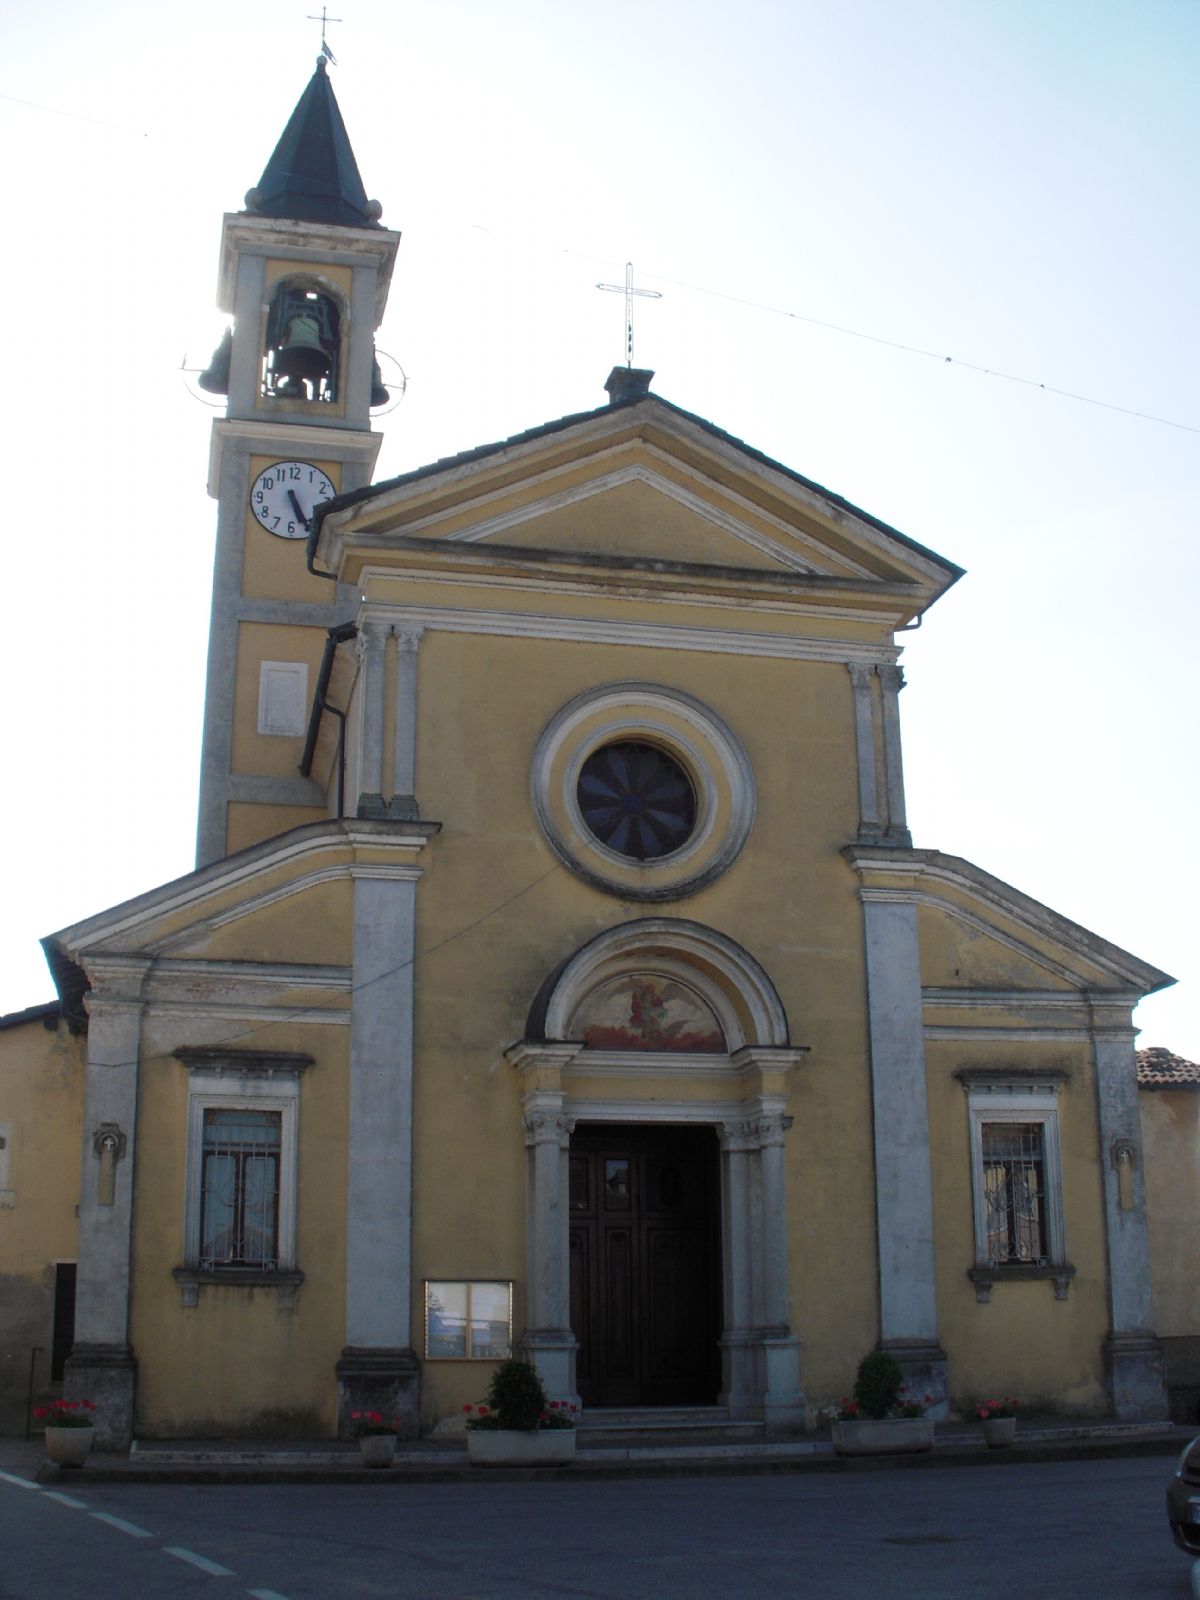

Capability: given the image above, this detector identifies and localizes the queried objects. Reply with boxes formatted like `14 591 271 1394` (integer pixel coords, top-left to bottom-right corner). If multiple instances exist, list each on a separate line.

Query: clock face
250 461 335 539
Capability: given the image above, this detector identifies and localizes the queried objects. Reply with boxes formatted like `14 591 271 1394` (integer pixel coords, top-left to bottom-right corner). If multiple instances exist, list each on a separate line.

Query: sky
2 0 1197 1054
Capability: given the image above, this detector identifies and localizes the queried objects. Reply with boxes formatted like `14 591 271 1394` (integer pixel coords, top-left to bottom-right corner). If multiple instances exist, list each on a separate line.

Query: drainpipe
300 622 358 819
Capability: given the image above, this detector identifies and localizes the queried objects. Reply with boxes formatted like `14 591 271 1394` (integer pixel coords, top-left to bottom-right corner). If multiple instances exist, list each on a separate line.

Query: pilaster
389 627 423 818
1090 998 1168 1419
339 858 424 1437
355 621 388 817
65 958 151 1451
877 665 911 847
848 663 882 840
858 890 947 1413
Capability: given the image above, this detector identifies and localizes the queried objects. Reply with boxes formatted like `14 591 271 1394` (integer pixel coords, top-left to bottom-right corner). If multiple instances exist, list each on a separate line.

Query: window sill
968 1263 1075 1304
173 1267 304 1310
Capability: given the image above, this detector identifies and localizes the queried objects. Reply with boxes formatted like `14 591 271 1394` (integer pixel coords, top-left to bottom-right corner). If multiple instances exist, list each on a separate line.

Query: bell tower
195 58 399 867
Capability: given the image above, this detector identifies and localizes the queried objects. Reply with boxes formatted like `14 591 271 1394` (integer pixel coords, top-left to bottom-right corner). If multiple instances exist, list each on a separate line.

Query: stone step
577 1406 765 1446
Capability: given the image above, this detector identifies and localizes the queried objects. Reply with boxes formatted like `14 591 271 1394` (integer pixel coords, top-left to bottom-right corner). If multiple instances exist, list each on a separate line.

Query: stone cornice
844 845 1173 996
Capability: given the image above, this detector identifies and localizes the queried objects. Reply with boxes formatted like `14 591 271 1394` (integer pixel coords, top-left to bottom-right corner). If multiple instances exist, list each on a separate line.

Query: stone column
848 663 882 840
860 892 947 1413
520 1092 578 1404
337 863 423 1437
755 1110 805 1429
718 1121 758 1418
1091 1002 1168 1419
389 627 423 820
355 621 388 818
877 665 912 847
65 959 150 1451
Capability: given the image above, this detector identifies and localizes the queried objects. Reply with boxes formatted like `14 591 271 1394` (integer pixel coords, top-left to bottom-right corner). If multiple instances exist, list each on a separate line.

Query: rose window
577 742 697 861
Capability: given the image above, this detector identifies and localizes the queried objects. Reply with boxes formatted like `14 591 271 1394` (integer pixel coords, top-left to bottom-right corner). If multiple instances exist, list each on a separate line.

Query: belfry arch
508 919 810 1428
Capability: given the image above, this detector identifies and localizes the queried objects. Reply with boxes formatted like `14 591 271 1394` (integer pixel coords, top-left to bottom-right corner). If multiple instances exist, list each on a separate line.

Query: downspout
300 621 358 819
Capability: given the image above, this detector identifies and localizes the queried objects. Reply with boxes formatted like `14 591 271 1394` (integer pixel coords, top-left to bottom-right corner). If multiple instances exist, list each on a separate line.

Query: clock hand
287 490 311 530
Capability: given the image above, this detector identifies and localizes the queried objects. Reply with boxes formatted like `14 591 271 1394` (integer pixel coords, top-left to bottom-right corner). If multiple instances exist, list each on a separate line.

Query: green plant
463 1359 577 1432
852 1351 905 1419
34 1399 96 1429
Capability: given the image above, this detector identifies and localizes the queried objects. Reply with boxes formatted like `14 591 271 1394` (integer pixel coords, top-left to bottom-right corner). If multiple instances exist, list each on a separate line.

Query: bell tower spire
195 62 400 868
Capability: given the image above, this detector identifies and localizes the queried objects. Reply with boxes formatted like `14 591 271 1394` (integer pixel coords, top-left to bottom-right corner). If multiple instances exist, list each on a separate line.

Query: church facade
0 63 1177 1445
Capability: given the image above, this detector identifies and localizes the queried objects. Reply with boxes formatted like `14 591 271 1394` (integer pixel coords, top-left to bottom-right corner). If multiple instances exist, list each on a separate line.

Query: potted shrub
35 1399 97 1468
829 1352 935 1456
349 1410 403 1468
464 1359 577 1466
975 1397 1019 1448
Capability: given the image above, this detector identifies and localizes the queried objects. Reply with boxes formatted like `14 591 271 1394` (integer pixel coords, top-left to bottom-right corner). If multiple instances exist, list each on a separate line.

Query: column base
1106 1330 1169 1421
519 1329 579 1409
720 1329 806 1429
64 1343 136 1452
336 1346 421 1440
879 1338 949 1420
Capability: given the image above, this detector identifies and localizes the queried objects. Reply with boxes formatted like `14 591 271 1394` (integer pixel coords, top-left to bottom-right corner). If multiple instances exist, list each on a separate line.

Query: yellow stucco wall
131 1015 350 1437
0 1012 84 1432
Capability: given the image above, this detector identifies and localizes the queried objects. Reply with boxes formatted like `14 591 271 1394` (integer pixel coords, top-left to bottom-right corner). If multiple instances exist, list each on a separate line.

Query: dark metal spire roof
246 57 379 228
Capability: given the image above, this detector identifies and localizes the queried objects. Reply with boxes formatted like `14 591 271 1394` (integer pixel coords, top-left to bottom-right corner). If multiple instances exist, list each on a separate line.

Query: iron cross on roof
307 5 342 63
597 263 663 369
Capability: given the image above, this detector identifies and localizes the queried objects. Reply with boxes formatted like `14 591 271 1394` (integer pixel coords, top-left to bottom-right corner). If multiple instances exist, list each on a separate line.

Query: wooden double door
569 1124 721 1408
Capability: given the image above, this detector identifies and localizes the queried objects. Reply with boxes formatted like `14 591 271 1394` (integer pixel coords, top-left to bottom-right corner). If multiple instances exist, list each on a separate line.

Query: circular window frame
531 684 756 901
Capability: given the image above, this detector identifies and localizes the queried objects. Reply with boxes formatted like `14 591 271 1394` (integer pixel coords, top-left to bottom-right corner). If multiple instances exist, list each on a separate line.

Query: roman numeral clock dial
250 461 335 539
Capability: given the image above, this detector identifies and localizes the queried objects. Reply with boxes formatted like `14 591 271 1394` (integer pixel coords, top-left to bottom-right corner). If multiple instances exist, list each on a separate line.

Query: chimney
604 366 654 405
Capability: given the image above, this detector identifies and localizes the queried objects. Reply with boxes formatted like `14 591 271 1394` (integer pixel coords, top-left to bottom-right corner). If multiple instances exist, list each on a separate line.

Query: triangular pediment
316 395 962 613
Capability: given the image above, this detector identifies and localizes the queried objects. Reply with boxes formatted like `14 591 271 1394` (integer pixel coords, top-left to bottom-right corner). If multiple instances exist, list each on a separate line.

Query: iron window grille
577 741 697 861
981 1121 1048 1266
199 1108 282 1271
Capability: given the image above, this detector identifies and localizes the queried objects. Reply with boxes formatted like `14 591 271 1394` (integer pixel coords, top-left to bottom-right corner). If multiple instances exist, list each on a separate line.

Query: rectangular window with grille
981 1120 1048 1266
199 1108 281 1270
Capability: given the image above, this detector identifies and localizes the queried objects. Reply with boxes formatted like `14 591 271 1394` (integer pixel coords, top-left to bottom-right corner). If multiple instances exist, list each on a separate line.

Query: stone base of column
64 1343 136 1452
356 793 420 821
519 1329 579 1409
336 1346 421 1440
879 1338 949 1420
1106 1330 1169 1421
760 1332 806 1433
719 1329 758 1419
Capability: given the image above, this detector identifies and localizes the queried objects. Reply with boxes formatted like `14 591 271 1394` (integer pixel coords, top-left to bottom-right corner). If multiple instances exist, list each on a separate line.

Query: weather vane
597 263 662 368
308 6 342 63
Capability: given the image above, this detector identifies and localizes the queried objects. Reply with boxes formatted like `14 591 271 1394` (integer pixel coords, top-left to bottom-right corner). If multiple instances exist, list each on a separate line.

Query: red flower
462 1403 473 1413
351 1410 363 1420
478 1405 489 1416
550 1400 561 1408
33 1407 49 1420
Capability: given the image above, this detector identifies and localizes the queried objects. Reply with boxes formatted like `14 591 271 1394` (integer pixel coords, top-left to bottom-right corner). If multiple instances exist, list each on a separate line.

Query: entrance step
577 1406 765 1447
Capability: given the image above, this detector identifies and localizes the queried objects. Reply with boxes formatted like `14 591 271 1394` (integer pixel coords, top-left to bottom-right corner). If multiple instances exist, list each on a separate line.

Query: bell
198 328 232 395
275 314 331 383
370 355 389 408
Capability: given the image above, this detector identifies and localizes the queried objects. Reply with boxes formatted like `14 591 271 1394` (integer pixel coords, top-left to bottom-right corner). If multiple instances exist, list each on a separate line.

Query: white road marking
0 1470 38 1489
164 1545 234 1576
44 1490 89 1508
248 1591 292 1600
91 1511 153 1537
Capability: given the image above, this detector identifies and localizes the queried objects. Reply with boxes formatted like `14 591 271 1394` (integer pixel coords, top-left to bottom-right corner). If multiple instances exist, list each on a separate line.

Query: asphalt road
0 1455 1193 1599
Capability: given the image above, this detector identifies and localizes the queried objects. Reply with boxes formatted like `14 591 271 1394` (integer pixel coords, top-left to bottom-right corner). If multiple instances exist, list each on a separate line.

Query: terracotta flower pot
467 1429 577 1466
830 1417 934 1456
44 1426 94 1468
981 1415 1017 1448
358 1433 398 1468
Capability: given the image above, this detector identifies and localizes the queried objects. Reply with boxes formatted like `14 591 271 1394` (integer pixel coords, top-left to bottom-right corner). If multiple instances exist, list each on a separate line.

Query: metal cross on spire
596 263 663 369
307 6 342 63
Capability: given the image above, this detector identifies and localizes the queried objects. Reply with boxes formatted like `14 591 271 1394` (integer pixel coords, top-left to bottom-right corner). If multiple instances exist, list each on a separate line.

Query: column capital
878 664 906 693
391 625 425 653
523 1109 575 1149
847 661 876 690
